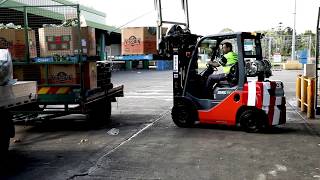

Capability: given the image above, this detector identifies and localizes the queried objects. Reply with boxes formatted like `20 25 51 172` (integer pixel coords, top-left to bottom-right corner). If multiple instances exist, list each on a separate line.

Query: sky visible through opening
76 0 320 35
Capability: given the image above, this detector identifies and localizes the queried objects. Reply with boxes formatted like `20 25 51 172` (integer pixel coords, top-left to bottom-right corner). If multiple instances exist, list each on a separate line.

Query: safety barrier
271 63 283 71
296 74 316 118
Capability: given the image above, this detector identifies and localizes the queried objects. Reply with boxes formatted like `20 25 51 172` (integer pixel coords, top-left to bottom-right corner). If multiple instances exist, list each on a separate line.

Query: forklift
155 0 286 132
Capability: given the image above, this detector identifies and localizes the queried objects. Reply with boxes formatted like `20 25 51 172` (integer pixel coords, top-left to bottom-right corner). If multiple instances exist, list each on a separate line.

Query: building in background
0 0 121 60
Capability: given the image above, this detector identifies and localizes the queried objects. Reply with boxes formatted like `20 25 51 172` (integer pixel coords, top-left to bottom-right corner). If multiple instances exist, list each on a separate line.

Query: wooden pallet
296 75 315 118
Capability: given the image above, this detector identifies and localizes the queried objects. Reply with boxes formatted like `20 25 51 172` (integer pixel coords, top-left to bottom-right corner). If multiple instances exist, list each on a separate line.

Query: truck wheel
88 100 112 125
0 111 12 156
239 109 262 133
0 135 10 155
171 101 196 128
105 101 112 121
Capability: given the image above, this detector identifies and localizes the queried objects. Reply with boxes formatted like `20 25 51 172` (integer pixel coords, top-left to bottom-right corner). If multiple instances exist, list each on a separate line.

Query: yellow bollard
296 74 302 107
307 77 315 118
301 76 308 112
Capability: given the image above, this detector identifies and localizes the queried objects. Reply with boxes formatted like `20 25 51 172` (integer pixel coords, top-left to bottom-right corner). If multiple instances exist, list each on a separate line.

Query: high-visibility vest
223 52 238 74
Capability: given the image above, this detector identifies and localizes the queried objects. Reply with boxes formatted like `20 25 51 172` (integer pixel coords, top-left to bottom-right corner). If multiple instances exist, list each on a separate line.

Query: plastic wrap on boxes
0 49 14 85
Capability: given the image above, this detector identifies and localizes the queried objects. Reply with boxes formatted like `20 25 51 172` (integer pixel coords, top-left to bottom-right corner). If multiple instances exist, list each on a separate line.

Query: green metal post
23 6 30 63
45 64 49 85
100 33 106 60
125 61 132 70
76 4 85 99
143 60 149 69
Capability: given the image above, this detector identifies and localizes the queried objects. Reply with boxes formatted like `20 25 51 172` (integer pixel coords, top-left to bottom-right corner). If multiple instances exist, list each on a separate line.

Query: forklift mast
155 0 200 97
316 7 320 114
154 0 200 96
159 26 199 97
154 0 190 48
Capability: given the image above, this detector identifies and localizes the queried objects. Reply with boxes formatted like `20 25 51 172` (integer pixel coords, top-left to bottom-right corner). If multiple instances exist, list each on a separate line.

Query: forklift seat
217 80 232 87
186 92 219 110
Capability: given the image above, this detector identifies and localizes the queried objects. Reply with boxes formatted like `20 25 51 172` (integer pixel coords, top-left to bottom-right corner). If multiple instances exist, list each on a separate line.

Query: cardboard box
38 27 96 57
13 65 41 82
84 62 97 89
0 29 37 61
40 64 79 84
121 27 158 55
39 27 74 57
303 64 316 77
39 62 97 89
121 40 157 55
77 27 96 56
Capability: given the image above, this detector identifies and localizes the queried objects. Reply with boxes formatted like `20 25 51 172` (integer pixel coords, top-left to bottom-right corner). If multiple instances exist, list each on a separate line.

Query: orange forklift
155 0 286 132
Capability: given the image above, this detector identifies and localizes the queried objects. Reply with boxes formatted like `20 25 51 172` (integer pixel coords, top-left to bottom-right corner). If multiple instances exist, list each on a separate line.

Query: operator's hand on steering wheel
207 60 220 67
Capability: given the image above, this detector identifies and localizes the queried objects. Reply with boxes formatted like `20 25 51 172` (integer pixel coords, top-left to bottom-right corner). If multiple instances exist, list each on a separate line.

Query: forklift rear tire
171 101 197 128
89 100 112 125
239 109 262 133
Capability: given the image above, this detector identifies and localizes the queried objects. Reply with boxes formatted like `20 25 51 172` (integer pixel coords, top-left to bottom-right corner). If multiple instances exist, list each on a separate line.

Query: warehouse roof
0 0 119 32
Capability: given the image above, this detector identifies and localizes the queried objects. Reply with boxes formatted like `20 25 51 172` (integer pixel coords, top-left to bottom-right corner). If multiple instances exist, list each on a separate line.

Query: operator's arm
218 55 227 66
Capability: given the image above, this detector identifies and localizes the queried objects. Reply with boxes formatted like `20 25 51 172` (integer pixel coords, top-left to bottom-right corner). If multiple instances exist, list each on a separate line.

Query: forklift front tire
171 102 196 128
239 109 262 133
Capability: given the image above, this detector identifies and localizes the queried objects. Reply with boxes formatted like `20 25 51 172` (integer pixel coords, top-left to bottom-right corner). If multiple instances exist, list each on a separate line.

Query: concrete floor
1 69 320 180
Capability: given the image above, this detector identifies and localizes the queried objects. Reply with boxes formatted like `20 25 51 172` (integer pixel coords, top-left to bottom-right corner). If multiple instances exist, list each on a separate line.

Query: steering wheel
199 61 218 77
216 46 225 60
206 62 218 71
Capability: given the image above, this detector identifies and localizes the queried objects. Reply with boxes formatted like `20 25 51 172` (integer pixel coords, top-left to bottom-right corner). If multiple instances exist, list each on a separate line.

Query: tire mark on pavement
287 101 320 137
67 110 170 179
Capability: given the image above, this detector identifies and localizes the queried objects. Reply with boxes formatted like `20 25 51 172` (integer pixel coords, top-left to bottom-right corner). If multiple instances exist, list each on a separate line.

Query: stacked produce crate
97 62 112 90
33 19 98 91
38 26 96 60
13 65 41 83
121 27 158 55
120 27 171 70
0 23 37 61
0 18 106 93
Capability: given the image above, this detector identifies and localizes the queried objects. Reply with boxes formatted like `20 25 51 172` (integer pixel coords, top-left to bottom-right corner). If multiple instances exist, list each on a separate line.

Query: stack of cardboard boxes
38 26 96 57
0 25 98 91
39 62 97 89
0 29 37 61
38 26 97 90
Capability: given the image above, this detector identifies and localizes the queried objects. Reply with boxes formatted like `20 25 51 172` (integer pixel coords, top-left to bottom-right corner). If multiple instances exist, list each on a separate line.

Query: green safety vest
223 52 238 74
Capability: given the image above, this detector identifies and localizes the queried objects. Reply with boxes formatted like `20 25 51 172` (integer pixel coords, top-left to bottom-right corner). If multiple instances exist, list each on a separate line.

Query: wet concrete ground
1 70 320 180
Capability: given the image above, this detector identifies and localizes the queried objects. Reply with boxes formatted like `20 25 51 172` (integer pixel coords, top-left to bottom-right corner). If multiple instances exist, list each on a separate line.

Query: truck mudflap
85 85 124 105
106 85 124 98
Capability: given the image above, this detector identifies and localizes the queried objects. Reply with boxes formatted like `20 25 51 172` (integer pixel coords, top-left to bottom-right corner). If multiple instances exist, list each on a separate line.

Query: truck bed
0 81 37 109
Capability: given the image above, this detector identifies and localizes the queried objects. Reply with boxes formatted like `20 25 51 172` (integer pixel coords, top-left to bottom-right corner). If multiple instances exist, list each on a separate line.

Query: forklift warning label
173 55 178 72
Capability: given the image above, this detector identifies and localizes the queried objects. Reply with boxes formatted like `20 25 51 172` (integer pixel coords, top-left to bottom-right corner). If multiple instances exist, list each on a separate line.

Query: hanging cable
109 9 155 33
0 0 9 6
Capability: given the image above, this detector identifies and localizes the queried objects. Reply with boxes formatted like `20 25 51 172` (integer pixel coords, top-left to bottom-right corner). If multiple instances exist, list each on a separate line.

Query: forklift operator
206 42 238 90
